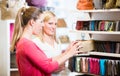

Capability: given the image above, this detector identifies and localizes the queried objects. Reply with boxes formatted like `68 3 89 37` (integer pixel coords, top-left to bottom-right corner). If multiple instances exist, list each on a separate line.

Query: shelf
10 68 18 71
75 53 90 57
89 52 120 58
69 72 94 76
0 19 15 23
75 52 120 58
68 6 120 76
53 7 120 13
72 9 120 21
70 30 120 35
76 9 120 13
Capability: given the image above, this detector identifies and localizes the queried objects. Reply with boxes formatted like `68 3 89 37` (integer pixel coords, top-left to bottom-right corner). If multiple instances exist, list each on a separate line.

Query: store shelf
75 52 120 58
76 9 120 13
10 68 18 71
68 2 120 75
0 19 15 23
89 52 120 58
71 9 120 21
70 30 120 35
69 72 100 76
0 20 16 76
75 53 90 57
59 9 120 13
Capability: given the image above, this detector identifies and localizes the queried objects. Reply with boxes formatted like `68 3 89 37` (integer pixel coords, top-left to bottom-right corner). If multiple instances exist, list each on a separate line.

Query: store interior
0 0 120 76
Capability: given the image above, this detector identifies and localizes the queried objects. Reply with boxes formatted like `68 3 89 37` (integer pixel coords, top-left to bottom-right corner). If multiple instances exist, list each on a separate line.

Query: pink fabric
16 38 59 76
95 58 100 75
89 58 93 74
89 58 100 75
10 23 14 43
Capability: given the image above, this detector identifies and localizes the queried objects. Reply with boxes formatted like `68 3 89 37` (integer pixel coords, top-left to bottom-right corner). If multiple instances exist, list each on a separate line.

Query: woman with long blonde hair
32 11 65 76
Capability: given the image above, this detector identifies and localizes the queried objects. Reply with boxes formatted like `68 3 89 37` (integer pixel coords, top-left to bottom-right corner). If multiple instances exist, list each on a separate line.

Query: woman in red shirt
10 6 82 76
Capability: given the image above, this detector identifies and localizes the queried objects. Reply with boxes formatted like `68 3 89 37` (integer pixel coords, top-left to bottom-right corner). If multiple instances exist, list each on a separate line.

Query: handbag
104 0 116 9
78 39 95 52
76 0 94 10
0 0 26 20
115 0 120 8
76 21 83 30
57 18 67 27
59 35 70 43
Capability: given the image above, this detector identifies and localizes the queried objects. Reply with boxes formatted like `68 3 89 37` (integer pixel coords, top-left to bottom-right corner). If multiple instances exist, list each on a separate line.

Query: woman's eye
48 22 53 25
55 23 57 25
40 21 43 23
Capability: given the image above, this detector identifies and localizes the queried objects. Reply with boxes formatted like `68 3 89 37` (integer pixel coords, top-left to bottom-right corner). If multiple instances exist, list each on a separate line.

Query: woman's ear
28 19 35 27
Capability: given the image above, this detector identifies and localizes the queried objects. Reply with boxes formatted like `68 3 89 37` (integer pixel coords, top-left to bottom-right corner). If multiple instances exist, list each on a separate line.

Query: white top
32 36 75 76
32 37 64 76
32 37 62 58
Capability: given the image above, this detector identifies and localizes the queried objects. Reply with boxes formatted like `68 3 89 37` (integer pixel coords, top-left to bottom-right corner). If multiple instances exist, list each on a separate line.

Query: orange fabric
77 0 94 10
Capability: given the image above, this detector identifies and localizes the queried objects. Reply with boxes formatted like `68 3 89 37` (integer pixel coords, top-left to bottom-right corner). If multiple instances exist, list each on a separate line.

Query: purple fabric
26 0 47 7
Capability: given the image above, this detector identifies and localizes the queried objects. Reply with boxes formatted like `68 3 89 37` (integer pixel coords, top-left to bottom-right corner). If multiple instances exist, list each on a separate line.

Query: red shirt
16 38 59 76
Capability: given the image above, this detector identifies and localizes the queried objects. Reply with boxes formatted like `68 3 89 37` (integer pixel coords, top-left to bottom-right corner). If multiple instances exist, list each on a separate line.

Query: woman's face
43 17 57 36
32 14 44 35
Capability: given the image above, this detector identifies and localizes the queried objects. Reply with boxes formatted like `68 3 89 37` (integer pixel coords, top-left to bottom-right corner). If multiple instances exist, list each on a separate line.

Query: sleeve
24 42 59 73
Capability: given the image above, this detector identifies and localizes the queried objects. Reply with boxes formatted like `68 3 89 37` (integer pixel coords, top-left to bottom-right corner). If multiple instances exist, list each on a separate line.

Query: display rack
69 8 120 76
0 20 19 76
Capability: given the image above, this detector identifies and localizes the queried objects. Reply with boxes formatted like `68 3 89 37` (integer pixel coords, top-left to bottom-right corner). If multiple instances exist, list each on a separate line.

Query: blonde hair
10 6 43 52
39 11 58 43
43 11 56 22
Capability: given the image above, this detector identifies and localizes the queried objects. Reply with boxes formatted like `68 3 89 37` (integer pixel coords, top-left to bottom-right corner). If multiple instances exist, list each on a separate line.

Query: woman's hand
52 41 83 69
65 41 83 57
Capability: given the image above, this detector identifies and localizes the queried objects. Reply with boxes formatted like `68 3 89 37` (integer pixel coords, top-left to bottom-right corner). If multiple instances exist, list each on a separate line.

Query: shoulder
17 38 38 50
17 38 45 54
